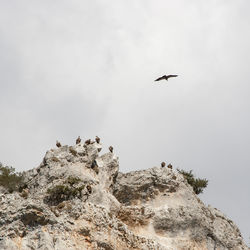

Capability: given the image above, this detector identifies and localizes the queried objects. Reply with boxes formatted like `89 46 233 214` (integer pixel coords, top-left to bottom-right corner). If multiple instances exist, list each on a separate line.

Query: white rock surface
0 141 248 250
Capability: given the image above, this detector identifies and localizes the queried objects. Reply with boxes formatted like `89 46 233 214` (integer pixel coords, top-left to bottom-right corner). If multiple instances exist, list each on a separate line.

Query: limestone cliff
0 140 248 250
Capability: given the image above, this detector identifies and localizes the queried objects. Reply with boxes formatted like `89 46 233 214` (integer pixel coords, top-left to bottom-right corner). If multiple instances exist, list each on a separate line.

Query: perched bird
85 139 91 145
76 136 81 144
56 140 61 148
161 162 166 168
167 164 173 169
155 75 178 81
95 136 100 143
109 146 113 153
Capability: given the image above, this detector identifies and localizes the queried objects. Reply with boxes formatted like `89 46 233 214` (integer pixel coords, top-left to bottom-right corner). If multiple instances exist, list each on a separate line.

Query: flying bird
155 75 178 82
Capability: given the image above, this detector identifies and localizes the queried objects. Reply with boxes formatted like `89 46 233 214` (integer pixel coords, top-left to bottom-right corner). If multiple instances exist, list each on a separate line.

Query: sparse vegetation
0 163 24 193
177 169 208 195
51 156 60 162
69 146 78 156
64 176 81 186
47 176 85 204
47 184 85 204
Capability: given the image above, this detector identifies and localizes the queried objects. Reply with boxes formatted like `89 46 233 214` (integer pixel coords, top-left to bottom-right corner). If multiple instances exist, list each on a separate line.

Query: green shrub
177 169 208 195
64 176 81 186
69 146 78 156
0 163 24 193
47 178 85 204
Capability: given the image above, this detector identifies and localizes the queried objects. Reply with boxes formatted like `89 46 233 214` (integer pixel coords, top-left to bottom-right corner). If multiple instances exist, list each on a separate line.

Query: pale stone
0 141 248 250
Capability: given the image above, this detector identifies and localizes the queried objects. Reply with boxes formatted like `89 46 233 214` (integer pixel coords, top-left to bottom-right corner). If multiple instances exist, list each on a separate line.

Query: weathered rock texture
0 141 248 250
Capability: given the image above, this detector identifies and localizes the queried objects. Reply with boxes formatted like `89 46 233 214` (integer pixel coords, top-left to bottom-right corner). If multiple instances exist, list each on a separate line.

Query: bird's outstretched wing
155 75 167 81
167 75 178 79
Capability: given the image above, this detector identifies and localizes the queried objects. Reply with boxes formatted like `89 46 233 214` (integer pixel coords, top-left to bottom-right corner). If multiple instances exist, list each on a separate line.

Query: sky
0 0 249 243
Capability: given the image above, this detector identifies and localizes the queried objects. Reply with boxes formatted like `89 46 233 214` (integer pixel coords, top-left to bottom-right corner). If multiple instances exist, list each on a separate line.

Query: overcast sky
0 0 249 243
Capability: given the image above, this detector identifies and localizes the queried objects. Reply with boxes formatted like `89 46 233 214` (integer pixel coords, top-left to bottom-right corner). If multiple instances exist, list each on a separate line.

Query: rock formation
0 140 248 250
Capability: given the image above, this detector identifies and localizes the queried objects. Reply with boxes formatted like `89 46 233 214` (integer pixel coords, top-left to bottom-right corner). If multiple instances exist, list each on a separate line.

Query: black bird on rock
109 146 113 153
76 136 81 144
56 140 61 148
95 136 100 143
161 162 166 168
85 139 91 145
167 164 173 169
155 74 178 82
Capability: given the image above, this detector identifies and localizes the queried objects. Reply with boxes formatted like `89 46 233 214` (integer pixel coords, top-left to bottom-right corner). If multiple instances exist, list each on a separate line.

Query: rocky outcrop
0 140 248 250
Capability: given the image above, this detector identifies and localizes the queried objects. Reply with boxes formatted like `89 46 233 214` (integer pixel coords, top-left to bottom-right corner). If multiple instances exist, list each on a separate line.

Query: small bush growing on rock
177 169 208 195
65 176 81 186
69 146 78 156
0 163 24 193
51 156 60 162
47 182 85 204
